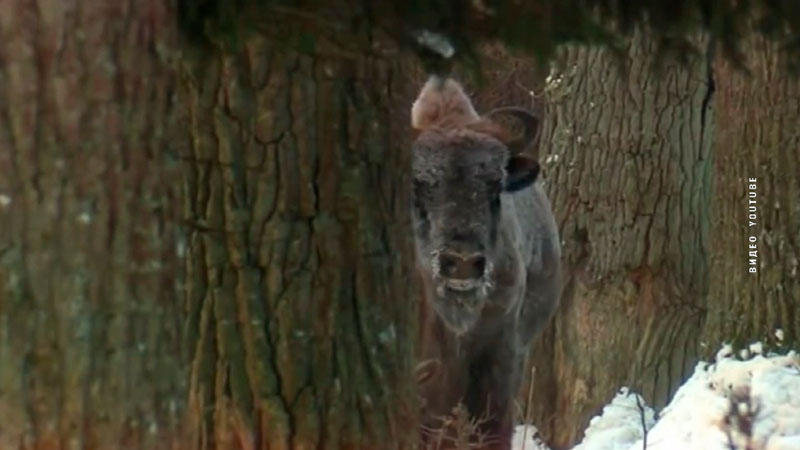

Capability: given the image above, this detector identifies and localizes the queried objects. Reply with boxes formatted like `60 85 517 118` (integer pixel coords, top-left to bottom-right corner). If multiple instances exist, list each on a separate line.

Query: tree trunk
526 30 714 447
0 1 184 449
178 34 419 449
703 35 800 352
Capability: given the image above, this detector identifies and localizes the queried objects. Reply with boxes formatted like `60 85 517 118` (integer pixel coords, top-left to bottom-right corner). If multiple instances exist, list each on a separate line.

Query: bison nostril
438 253 459 278
437 252 487 280
469 255 486 277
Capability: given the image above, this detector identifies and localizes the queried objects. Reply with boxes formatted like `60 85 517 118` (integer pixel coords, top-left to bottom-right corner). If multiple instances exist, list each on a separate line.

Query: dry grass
420 402 500 450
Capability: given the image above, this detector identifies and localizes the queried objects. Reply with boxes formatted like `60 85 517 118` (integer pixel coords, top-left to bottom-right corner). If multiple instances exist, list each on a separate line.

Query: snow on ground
512 424 551 450
512 343 800 450
571 388 655 450
636 347 800 450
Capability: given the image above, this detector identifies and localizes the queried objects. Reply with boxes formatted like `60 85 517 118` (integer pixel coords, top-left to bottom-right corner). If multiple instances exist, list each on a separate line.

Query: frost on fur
411 77 480 130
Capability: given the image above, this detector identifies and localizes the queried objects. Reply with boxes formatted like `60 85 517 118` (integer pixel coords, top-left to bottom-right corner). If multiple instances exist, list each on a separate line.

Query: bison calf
410 77 562 450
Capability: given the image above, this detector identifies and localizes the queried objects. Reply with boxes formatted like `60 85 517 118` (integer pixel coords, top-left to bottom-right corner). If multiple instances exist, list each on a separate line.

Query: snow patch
512 424 551 450
572 388 655 450
572 347 799 450
635 351 800 450
413 30 455 59
514 345 800 450
750 341 764 355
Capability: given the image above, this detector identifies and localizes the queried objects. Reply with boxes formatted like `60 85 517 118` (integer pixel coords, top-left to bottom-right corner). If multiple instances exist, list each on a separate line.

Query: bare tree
0 1 185 448
0 2 422 448
177 33 420 449
703 33 799 352
523 29 713 447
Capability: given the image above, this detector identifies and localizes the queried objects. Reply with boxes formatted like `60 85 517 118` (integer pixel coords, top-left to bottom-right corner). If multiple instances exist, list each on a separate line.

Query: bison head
410 77 541 334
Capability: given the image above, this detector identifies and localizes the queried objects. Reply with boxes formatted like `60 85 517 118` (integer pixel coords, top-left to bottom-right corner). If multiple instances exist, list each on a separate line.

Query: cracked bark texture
178 36 418 450
0 1 184 449
524 30 714 447
703 35 800 352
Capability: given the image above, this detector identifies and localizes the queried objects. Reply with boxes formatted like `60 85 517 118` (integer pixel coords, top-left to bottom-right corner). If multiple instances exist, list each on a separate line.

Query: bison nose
437 252 487 280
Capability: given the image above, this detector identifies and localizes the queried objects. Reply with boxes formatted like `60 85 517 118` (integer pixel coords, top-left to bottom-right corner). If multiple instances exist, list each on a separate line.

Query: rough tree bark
478 30 799 449
178 32 420 449
525 30 714 447
703 35 800 352
6 2 795 449
0 1 184 449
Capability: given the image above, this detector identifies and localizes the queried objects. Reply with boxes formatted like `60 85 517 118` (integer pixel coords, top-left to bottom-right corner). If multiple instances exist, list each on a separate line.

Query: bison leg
463 342 524 450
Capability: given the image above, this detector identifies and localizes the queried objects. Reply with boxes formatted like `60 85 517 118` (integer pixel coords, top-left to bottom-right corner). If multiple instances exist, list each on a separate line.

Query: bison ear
505 155 540 192
484 107 541 155
411 76 480 130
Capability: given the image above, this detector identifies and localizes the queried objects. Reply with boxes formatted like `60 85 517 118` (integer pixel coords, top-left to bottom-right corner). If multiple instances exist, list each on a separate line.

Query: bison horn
484 106 541 154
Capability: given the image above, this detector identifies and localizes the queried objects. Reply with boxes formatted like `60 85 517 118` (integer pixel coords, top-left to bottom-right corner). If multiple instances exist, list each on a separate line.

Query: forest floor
513 339 800 450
